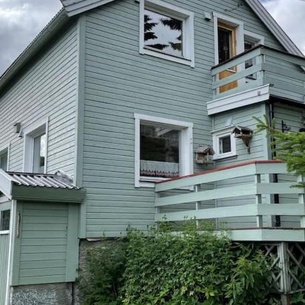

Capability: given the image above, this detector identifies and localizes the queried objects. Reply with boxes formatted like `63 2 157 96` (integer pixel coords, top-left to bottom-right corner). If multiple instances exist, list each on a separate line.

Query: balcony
208 45 305 115
155 161 305 242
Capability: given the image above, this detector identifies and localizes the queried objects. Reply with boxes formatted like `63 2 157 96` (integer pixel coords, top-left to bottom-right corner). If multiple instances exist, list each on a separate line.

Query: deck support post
297 175 305 228
255 173 263 227
278 242 291 297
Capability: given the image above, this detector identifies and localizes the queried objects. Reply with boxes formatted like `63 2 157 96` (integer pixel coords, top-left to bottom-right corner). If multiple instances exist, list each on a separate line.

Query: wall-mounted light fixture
14 122 21 133
232 126 253 154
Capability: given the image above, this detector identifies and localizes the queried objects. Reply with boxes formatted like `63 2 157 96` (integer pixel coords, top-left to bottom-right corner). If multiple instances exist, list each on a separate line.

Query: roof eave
61 0 116 17
245 0 304 57
0 8 70 92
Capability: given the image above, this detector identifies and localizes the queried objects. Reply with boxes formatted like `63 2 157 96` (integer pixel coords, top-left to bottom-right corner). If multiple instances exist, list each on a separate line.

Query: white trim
134 113 193 188
212 127 237 160
23 117 49 173
139 0 194 67
5 200 15 305
244 30 264 45
207 84 270 115
213 12 244 65
244 0 303 57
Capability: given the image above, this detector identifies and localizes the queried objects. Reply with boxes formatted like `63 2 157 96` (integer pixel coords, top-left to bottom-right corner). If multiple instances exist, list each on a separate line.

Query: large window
24 121 47 173
135 114 193 187
140 0 194 67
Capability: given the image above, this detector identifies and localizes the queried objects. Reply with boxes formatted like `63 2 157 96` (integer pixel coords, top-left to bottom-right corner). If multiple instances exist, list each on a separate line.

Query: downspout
269 101 281 227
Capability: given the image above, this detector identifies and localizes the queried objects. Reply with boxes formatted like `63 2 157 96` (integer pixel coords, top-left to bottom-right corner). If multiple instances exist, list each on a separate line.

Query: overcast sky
0 0 304 76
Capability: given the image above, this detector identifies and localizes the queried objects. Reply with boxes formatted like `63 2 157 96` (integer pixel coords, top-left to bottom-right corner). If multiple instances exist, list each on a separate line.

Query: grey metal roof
6 172 79 190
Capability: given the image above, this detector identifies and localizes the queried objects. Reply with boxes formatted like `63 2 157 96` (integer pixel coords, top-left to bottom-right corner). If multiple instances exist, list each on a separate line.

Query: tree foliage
255 115 305 186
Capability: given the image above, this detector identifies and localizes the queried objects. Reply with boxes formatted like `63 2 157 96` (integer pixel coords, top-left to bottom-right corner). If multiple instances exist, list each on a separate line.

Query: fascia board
61 0 116 17
245 0 304 57
0 9 69 92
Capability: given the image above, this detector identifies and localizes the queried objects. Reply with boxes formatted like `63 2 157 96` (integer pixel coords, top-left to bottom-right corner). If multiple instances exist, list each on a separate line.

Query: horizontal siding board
0 23 78 175
80 0 286 237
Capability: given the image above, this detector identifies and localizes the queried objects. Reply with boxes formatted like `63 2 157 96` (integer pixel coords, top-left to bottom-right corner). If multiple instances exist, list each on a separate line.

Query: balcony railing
155 161 305 241
211 45 305 103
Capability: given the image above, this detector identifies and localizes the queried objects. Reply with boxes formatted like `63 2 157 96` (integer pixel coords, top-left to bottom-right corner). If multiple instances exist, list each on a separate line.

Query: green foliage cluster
78 239 126 305
78 223 283 305
255 115 305 185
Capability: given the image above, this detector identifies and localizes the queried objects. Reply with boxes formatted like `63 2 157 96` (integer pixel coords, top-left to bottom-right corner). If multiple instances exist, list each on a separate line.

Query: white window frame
0 145 9 171
212 127 237 160
213 12 244 65
139 0 195 67
134 113 193 187
23 118 48 173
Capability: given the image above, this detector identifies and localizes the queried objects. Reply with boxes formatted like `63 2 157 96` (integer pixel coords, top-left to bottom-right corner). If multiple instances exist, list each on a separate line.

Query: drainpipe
269 101 281 227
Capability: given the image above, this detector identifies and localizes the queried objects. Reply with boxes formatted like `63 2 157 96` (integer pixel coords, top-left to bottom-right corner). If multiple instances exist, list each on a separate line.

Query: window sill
136 176 172 188
140 48 194 67
213 153 237 161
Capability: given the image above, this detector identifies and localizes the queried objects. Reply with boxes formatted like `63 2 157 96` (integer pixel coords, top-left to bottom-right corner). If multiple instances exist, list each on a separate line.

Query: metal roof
6 172 79 190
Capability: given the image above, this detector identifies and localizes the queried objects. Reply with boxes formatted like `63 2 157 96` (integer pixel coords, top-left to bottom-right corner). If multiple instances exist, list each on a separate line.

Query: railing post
297 174 305 228
195 185 201 228
255 173 263 228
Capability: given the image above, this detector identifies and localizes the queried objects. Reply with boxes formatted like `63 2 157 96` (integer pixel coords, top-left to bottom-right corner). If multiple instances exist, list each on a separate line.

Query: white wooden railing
211 45 305 101
155 161 305 229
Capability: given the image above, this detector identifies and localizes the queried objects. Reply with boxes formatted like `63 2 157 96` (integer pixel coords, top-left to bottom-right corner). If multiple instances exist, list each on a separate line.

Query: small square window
140 0 194 67
212 129 236 160
135 114 193 187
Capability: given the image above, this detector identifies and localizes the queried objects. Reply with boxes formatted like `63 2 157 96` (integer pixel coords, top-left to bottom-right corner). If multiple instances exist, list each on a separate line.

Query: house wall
80 0 284 237
0 23 78 177
273 102 305 228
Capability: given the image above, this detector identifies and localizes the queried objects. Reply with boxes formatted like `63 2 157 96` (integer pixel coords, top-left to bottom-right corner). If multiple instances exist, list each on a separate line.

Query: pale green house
0 0 305 304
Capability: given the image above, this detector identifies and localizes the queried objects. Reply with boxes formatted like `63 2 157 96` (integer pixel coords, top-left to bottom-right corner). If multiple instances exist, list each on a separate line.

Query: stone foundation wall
11 283 74 305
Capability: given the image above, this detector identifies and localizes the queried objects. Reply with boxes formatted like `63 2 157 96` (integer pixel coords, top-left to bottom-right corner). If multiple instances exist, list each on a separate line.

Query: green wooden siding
0 233 9 305
12 202 79 286
80 0 285 237
0 23 78 177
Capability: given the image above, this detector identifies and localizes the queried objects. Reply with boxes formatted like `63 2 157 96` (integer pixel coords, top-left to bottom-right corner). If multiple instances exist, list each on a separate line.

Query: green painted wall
12 202 79 285
0 233 9 305
79 0 285 237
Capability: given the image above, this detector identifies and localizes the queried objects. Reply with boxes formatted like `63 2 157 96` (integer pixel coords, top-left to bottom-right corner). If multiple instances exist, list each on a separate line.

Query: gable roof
245 0 304 57
60 0 116 16
0 0 303 94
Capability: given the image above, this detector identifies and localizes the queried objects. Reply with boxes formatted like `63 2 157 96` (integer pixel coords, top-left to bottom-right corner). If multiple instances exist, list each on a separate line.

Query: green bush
78 222 281 305
78 239 126 305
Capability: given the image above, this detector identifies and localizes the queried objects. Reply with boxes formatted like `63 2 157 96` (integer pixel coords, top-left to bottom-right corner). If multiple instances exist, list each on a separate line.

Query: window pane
218 27 233 63
219 136 231 154
0 150 8 170
0 210 10 231
33 133 46 173
140 124 179 178
144 9 183 57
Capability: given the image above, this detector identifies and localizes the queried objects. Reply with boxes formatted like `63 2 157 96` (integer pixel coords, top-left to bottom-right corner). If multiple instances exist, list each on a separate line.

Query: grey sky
0 0 304 76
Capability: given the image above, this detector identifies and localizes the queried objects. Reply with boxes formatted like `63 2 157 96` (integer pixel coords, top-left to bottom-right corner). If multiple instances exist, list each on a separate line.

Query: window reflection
144 9 183 57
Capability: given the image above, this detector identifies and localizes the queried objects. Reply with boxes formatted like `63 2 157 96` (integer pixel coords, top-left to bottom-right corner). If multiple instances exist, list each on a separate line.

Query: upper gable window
140 0 194 67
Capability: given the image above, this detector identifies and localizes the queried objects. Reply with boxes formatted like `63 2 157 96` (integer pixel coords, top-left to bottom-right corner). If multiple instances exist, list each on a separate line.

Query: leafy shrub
78 239 126 305
78 222 281 305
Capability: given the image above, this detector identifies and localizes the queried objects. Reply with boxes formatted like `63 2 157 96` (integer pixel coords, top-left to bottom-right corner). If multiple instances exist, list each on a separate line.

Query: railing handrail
155 160 285 192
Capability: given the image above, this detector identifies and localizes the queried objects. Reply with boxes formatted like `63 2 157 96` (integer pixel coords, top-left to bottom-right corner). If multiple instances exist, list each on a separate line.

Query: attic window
139 0 194 67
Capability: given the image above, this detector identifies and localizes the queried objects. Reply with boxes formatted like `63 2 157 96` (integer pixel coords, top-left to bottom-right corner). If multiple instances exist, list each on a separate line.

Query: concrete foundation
11 283 74 305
